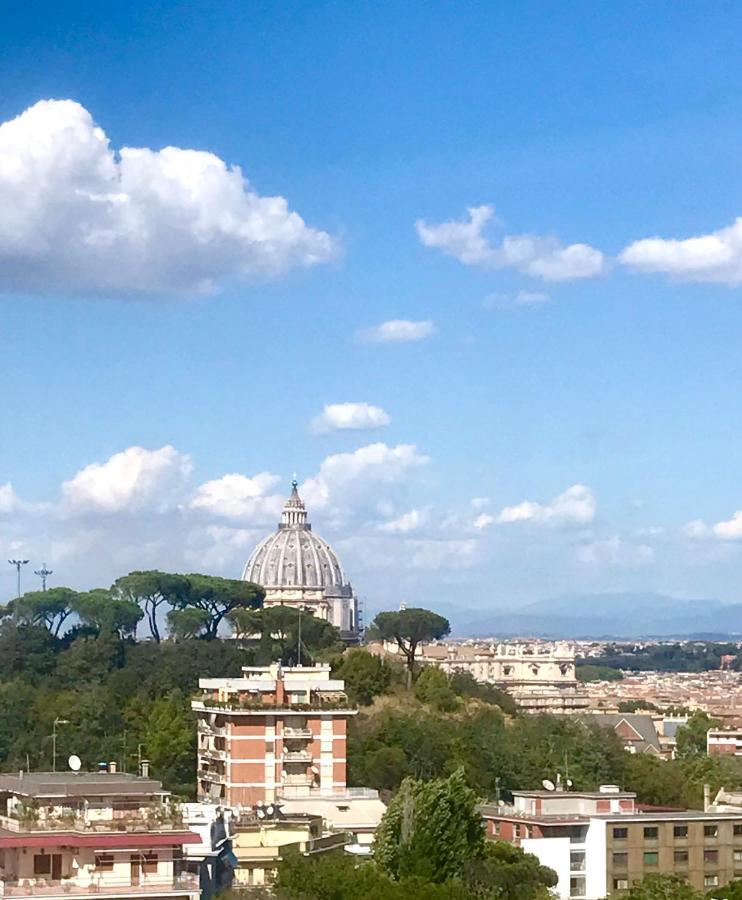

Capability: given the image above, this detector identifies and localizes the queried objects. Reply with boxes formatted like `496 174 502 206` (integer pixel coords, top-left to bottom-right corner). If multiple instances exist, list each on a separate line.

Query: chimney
704 783 711 812
109 761 117 774
141 759 150 778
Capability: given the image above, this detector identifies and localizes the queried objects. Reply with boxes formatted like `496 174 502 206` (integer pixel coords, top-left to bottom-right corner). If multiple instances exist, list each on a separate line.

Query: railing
197 769 225 783
193 698 353 713
283 750 312 762
0 873 199 896
284 727 313 739
198 746 227 760
0 814 183 834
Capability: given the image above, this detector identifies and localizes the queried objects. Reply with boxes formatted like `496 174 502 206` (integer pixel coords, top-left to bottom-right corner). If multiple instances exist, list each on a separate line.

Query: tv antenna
34 563 53 591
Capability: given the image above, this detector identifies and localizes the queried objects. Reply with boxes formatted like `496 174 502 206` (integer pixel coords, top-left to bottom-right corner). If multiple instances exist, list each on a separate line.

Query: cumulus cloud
576 536 654 568
472 512 495 530
620 218 742 285
377 509 426 534
190 472 283 521
301 443 430 519
309 402 391 435
60 445 193 515
0 99 336 297
357 319 436 343
0 483 22 515
416 205 604 282
685 511 742 541
497 484 596 527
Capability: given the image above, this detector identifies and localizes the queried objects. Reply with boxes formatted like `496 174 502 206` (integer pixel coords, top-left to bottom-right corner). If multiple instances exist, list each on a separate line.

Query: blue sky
3 2 742 618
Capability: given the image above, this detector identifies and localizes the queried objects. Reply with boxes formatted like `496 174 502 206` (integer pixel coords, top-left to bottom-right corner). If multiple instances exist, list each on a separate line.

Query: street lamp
34 563 53 591
8 559 29 600
52 717 70 773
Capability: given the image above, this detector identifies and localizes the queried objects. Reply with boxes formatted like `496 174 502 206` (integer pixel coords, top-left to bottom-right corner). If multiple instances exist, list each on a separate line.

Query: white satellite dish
566 779 573 788
542 778 555 792
68 755 82 772
266 805 274 816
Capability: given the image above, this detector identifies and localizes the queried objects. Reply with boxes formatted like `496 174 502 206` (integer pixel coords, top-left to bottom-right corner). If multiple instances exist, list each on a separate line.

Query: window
734 849 742 863
613 827 628 839
571 850 586 871
704 849 718 864
643 826 659 839
612 852 628 867
142 852 158 875
569 875 586 897
490 821 500 835
95 854 114 872
735 824 742 837
643 851 658 866
704 824 719 838
613 879 629 891
33 855 51 876
705 875 719 888
673 824 688 838
674 850 689 864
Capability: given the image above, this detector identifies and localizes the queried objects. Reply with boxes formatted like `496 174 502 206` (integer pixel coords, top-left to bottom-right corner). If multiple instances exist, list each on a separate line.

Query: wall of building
521 836 571 899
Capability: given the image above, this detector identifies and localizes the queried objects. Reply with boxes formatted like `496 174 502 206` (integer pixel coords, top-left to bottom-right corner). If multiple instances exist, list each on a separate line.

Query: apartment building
481 786 742 898
192 663 356 807
708 728 742 756
0 771 200 900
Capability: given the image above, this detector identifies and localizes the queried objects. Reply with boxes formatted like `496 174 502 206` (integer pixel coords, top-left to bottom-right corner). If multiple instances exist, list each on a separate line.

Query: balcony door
51 854 62 881
130 854 141 885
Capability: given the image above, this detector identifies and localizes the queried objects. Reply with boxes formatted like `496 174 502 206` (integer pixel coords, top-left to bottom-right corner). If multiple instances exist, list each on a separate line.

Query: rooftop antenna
297 605 302 666
34 563 53 592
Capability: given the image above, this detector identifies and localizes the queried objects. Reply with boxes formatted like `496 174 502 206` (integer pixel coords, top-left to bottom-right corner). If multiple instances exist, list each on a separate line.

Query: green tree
228 605 341 663
174 574 264 639
71 589 143 639
462 841 558 899
367 608 450 684
113 571 190 643
626 873 702 899
414 666 459 712
448 670 517 715
709 879 742 899
336 648 392 705
167 607 211 640
142 691 195 796
374 768 485 882
676 711 720 757
1 588 77 636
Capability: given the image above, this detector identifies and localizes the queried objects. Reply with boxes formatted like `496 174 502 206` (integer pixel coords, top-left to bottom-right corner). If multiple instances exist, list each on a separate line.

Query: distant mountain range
440 593 742 640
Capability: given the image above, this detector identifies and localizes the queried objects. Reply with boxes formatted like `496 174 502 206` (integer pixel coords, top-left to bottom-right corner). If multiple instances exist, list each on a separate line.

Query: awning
0 831 201 849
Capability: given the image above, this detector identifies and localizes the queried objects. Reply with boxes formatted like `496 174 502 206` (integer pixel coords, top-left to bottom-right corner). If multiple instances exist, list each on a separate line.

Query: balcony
197 769 226 784
0 812 184 835
283 750 313 763
198 746 227 761
0 873 199 897
284 727 313 739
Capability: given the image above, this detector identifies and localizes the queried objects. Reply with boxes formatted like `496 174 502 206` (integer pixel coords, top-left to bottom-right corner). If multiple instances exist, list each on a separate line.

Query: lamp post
52 717 70 773
8 559 29 599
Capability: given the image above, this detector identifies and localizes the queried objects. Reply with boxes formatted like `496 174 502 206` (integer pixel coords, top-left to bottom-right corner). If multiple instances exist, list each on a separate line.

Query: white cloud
309 402 391 435
0 483 21 515
0 99 336 297
498 484 596 527
61 445 193 515
620 218 742 285
416 205 604 282
301 443 430 518
358 319 436 343
470 497 490 511
472 512 495 530
576 536 654 568
483 290 551 310
685 511 742 541
190 472 283 521
377 509 426 533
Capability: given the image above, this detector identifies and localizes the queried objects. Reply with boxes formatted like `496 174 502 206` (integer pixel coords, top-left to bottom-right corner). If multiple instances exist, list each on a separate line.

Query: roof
512 790 636 799
0 831 200 849
0 772 164 799
242 482 351 594
587 714 662 753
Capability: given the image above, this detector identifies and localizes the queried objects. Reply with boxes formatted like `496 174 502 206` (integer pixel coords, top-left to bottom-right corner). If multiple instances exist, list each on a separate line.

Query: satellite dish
542 779 555 792
68 755 82 772
566 779 574 788
257 808 265 819
266 805 274 816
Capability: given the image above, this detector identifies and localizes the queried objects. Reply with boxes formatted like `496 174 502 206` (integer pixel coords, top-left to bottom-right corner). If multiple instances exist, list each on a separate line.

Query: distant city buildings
383 639 590 714
481 785 742 899
0 771 200 899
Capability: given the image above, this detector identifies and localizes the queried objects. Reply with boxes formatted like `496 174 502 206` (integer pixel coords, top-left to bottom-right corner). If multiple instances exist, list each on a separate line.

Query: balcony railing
283 750 312 763
197 769 225 783
0 813 184 835
193 697 353 713
0 873 199 896
284 727 313 739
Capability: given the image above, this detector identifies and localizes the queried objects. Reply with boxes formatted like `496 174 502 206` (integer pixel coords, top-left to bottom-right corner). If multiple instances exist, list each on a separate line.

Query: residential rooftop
0 772 165 798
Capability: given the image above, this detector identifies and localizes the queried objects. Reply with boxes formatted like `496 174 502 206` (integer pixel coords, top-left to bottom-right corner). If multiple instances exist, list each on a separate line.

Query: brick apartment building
192 663 356 807
481 785 742 898
708 728 742 756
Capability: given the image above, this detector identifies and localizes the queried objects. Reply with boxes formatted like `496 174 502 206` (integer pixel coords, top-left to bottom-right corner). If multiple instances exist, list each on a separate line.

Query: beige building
0 772 199 900
418 640 589 713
